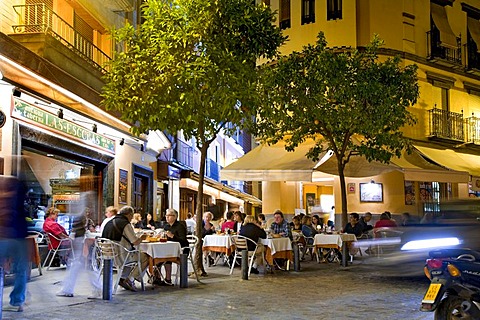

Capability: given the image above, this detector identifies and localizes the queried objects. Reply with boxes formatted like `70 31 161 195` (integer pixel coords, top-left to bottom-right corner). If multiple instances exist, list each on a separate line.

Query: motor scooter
421 248 480 319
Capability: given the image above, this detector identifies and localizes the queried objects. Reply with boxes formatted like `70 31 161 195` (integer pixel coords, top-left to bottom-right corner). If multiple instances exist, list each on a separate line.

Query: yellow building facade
232 0 480 223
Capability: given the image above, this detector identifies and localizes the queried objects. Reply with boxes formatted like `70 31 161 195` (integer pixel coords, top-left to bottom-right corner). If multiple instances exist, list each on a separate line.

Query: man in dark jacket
154 208 188 286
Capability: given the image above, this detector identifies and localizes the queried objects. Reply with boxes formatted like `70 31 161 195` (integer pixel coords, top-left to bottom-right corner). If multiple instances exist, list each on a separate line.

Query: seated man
343 212 364 256
239 215 266 274
43 207 71 265
270 210 291 239
343 212 364 237
102 206 148 292
358 212 373 237
269 210 291 269
154 208 188 286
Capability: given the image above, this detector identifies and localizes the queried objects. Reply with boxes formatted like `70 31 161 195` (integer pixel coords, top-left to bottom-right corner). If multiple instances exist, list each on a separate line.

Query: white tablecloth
85 231 102 239
203 234 233 249
260 237 292 255
138 241 181 259
313 233 357 248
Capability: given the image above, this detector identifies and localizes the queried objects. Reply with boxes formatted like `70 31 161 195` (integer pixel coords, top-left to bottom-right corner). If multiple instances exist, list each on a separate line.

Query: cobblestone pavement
2 256 434 320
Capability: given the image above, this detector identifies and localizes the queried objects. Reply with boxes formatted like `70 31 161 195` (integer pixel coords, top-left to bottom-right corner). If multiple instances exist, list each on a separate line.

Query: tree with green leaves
250 32 419 227
102 0 285 275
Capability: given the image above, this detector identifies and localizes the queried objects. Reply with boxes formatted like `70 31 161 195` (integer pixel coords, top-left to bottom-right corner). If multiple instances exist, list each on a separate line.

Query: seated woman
312 214 322 232
143 213 157 230
257 213 266 228
201 212 216 238
221 211 235 233
301 216 317 242
239 215 267 274
291 215 302 232
131 213 144 229
201 212 216 266
374 212 398 238
43 207 71 265
233 211 244 233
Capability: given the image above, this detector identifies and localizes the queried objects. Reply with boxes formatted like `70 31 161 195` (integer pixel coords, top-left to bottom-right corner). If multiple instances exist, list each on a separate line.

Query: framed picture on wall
119 169 128 204
306 193 316 207
360 182 383 202
347 183 355 193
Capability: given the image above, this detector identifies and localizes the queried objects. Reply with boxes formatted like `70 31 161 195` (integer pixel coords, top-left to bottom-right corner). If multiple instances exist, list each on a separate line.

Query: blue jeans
0 238 28 306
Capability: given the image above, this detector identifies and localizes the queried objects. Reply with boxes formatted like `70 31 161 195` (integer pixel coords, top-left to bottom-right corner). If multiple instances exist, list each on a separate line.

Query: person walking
0 176 28 312
56 204 102 299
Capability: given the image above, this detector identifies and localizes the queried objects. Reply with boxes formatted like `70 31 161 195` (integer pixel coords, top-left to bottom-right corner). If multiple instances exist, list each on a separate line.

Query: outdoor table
202 234 235 255
313 233 357 267
139 241 181 275
260 237 293 270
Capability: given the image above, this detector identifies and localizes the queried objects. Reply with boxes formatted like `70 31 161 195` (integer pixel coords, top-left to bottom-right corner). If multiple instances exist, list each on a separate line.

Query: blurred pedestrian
56 205 102 298
0 176 28 312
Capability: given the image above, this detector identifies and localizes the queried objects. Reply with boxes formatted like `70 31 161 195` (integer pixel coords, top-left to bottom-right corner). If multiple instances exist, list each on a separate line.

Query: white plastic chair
42 232 74 271
229 235 261 277
95 237 145 294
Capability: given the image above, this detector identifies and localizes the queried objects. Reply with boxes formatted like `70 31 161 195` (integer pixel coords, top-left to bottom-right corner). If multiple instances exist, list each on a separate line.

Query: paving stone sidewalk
2 257 434 320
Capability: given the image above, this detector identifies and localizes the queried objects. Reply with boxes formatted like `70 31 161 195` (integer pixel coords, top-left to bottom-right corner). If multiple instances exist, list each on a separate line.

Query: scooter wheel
435 295 471 320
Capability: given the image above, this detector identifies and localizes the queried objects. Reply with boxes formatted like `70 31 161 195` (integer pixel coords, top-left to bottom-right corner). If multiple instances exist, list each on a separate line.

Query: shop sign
158 162 182 179
13 99 115 153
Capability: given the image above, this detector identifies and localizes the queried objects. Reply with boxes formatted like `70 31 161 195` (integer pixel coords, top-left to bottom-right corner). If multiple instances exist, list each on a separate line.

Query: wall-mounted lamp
72 119 98 133
34 101 64 119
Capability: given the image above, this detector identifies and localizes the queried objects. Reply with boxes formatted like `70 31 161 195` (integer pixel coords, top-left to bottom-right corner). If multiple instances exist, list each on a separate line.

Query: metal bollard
341 244 348 267
293 242 301 272
103 258 113 300
0 266 4 320
241 250 248 280
179 253 188 288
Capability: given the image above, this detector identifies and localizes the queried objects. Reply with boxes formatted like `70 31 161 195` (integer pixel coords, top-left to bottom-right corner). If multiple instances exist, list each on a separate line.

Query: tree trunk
337 160 348 229
194 142 209 276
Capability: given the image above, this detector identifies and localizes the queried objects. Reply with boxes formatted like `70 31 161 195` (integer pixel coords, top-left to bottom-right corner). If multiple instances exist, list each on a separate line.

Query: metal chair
95 237 145 294
174 235 201 285
229 235 261 277
42 232 74 271
301 235 319 262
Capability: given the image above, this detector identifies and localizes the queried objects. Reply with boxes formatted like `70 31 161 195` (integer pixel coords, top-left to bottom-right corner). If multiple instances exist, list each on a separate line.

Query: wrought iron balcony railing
466 115 480 145
427 30 462 65
12 4 110 73
428 107 464 141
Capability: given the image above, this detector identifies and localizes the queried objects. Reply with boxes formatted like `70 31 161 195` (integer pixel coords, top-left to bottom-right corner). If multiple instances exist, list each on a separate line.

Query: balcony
466 115 480 145
159 138 194 169
427 30 462 67
428 107 464 142
465 40 480 73
9 4 110 92
206 158 222 182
